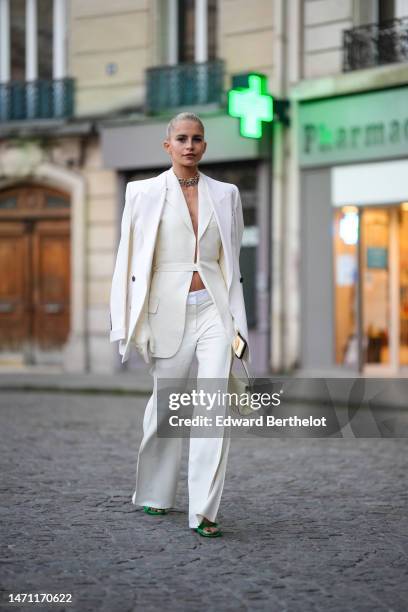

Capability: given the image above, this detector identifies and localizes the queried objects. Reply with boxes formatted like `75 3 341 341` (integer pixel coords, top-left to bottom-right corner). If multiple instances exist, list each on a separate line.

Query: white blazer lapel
197 173 214 242
200 171 234 290
137 170 168 286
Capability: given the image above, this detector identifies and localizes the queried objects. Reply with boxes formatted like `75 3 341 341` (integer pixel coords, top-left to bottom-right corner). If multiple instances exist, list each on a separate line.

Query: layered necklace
177 172 200 187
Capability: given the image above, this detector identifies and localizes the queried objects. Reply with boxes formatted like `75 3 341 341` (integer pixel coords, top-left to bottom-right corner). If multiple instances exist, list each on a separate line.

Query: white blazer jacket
109 167 251 365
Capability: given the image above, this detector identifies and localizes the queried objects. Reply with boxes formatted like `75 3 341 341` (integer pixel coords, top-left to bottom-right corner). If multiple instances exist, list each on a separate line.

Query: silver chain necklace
177 173 200 187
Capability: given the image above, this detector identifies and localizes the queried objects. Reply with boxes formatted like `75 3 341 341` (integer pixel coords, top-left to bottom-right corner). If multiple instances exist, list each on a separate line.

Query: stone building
1 0 407 376
288 0 408 376
0 0 284 374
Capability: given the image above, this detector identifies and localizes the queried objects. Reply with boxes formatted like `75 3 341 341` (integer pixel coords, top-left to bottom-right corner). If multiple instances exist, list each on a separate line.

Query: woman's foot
194 517 222 537
143 506 167 515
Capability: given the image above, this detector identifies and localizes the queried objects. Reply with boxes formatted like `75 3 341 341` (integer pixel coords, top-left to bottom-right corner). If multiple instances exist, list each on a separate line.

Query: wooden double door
0 185 70 363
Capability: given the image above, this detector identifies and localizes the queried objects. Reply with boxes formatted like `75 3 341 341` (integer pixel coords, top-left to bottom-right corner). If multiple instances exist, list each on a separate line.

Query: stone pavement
0 389 407 612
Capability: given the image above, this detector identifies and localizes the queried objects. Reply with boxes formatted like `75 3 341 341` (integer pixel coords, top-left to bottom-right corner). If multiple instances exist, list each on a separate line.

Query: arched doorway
0 183 71 365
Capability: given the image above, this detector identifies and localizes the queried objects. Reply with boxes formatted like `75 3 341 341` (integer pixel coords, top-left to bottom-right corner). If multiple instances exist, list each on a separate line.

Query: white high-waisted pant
131 288 233 528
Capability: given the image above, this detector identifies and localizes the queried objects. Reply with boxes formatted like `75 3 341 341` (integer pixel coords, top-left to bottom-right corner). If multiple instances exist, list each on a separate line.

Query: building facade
288 0 408 376
0 0 407 376
0 0 284 374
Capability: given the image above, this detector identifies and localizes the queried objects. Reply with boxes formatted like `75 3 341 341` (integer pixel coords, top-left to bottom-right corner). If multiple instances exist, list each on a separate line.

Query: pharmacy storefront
298 85 408 375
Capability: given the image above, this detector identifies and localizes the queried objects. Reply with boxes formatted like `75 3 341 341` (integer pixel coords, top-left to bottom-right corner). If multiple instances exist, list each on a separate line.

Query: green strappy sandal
194 520 222 538
143 506 168 516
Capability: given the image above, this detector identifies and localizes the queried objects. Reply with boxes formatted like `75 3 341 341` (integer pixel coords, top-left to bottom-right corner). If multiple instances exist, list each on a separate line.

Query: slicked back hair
166 112 205 139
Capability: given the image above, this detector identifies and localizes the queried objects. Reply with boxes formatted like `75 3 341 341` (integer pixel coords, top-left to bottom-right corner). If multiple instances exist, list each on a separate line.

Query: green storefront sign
299 86 408 167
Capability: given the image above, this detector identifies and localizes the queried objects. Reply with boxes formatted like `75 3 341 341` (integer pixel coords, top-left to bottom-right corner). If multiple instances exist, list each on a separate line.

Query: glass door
334 205 404 373
360 208 394 372
333 206 359 368
400 205 408 367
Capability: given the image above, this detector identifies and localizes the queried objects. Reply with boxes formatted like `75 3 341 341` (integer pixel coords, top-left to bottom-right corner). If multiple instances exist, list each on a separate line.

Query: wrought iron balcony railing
146 59 225 113
343 17 408 71
0 78 74 122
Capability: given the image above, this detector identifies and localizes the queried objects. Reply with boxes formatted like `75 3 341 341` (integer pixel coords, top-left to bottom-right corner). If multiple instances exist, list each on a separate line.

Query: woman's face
164 120 207 168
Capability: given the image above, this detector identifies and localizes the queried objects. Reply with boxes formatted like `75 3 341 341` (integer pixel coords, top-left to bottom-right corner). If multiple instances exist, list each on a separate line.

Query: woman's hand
135 321 155 363
136 341 150 364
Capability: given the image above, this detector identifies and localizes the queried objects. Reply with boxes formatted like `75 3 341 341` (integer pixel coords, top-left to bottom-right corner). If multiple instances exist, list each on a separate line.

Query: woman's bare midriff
181 184 206 292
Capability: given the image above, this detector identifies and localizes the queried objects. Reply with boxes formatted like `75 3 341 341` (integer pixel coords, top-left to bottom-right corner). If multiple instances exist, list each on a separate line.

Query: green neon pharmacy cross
228 74 274 139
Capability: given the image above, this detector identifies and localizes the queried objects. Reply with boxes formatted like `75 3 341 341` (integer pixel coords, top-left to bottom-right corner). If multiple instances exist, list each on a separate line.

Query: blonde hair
166 112 205 139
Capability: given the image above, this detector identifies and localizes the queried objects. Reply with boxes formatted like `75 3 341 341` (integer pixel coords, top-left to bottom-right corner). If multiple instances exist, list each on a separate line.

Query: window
38 0 53 80
0 196 17 209
379 0 395 22
354 0 395 25
177 0 218 63
178 0 195 62
9 0 53 81
208 0 217 60
10 0 25 81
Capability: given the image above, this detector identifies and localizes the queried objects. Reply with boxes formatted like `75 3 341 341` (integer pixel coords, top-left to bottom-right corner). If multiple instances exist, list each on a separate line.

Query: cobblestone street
1 390 407 612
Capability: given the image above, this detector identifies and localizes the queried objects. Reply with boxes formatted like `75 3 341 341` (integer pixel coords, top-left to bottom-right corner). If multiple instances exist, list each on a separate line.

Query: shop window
361 209 391 365
400 204 408 365
333 205 405 368
333 207 359 367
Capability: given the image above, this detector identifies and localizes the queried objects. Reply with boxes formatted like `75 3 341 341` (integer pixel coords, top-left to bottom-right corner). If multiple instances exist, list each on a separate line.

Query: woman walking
109 112 250 537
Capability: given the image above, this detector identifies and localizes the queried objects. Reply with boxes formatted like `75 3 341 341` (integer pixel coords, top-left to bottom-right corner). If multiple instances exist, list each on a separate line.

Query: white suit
109 166 250 367
109 166 250 528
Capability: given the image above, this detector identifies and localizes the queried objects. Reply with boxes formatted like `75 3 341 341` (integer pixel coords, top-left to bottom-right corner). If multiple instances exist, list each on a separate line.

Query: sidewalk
0 368 153 395
0 354 273 395
0 359 262 395
0 366 407 410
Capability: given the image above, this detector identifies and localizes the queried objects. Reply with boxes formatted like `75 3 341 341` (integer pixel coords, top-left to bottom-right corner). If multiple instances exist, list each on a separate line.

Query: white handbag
227 338 255 416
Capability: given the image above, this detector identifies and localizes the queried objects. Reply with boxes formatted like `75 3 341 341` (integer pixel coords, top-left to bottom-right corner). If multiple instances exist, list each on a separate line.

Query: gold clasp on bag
232 332 247 360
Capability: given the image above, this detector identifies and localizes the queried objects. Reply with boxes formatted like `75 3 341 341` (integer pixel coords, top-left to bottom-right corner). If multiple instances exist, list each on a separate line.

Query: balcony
343 17 408 71
145 59 225 114
0 78 75 122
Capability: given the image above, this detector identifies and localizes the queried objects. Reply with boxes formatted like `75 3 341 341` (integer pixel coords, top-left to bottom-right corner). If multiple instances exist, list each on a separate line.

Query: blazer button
240 276 243 283
132 275 135 281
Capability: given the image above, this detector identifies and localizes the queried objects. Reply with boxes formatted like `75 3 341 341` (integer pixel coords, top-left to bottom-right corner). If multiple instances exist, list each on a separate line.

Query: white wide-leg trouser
131 288 233 528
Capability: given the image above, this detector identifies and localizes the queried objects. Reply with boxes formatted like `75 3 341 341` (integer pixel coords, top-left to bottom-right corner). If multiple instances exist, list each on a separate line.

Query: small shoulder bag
228 333 255 416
